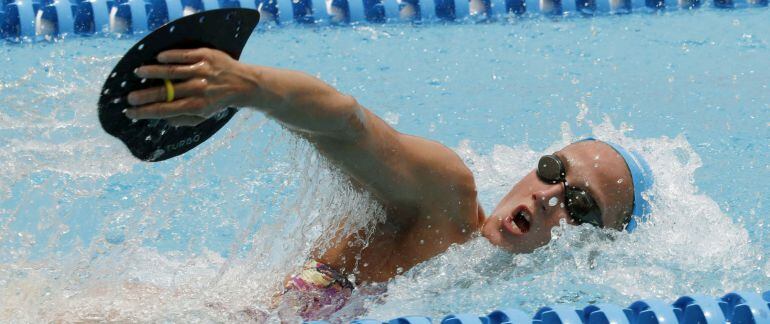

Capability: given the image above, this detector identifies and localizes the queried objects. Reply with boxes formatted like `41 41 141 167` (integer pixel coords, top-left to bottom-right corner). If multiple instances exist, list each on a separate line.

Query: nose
532 184 564 214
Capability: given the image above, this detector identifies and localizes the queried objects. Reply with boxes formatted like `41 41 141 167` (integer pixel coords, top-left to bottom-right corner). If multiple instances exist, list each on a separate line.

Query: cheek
529 215 569 246
540 209 571 229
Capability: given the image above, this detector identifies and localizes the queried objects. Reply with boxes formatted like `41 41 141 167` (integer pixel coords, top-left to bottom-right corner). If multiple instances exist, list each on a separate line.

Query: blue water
0 8 768 322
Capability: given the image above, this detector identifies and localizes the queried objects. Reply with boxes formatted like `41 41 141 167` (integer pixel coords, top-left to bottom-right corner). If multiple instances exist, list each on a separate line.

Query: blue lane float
1 0 768 41
305 290 770 324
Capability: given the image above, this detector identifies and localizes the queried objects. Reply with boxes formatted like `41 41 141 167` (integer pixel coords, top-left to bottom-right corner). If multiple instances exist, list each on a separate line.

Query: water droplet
138 43 144 50
548 196 559 207
169 26 176 33
419 239 424 245
120 81 127 88
110 72 117 78
198 16 205 23
617 178 624 184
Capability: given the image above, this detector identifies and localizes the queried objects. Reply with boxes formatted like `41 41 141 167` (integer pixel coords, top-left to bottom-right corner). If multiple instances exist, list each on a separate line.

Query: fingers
125 96 207 119
134 48 220 79
127 78 208 106
135 62 208 80
136 48 231 79
166 116 208 127
156 48 213 64
123 48 227 121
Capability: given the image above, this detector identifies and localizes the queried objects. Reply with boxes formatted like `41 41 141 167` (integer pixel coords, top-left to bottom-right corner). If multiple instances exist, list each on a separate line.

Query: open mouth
512 207 531 233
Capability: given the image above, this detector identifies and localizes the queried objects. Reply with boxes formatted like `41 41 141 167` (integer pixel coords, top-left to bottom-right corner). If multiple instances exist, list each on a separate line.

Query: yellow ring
164 79 175 102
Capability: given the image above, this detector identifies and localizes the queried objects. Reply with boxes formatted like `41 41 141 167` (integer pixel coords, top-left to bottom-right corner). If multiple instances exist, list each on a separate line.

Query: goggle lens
536 154 603 227
536 155 565 184
565 187 602 227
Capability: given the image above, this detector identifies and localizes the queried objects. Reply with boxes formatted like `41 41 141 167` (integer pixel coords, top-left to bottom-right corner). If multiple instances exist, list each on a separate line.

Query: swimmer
123 48 652 319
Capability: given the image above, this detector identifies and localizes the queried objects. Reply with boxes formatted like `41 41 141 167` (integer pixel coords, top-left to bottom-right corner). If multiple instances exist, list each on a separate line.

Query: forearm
237 64 365 140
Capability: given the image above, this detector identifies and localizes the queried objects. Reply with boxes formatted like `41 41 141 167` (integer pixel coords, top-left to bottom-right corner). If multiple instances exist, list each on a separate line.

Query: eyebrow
554 151 606 224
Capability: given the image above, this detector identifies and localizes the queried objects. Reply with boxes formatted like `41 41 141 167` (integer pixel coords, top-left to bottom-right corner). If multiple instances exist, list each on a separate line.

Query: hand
125 48 253 127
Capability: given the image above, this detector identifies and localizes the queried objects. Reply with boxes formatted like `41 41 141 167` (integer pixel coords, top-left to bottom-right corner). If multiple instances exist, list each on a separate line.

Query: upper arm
304 100 477 216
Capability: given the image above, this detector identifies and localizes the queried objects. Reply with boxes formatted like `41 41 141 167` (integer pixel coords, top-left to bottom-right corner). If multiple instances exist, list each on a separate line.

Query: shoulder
394 134 480 229
395 134 477 197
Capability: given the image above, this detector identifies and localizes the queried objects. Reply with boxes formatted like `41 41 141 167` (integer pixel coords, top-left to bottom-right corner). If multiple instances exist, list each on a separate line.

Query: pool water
0 8 768 322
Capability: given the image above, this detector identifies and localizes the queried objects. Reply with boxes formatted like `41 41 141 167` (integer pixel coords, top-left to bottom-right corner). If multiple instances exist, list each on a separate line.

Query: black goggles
536 154 603 227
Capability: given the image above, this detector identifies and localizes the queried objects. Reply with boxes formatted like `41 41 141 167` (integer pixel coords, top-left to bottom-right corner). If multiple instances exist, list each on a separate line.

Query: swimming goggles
536 154 603 227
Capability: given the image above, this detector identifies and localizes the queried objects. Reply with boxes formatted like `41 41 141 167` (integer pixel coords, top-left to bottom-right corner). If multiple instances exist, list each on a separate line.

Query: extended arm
126 48 476 219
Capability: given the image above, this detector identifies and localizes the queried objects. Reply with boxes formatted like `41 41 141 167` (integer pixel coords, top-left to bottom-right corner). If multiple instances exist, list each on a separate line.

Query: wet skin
125 48 635 284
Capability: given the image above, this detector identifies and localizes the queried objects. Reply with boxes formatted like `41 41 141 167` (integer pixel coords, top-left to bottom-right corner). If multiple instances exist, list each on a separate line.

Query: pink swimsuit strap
284 260 355 319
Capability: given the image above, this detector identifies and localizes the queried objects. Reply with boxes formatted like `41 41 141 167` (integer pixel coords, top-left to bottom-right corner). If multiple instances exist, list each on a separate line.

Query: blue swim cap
578 138 654 232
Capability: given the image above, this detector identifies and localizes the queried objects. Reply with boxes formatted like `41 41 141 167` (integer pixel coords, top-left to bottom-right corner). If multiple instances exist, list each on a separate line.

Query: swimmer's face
481 141 634 253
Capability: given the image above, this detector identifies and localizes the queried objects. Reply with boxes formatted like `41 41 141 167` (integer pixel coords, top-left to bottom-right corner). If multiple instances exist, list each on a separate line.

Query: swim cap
578 138 654 232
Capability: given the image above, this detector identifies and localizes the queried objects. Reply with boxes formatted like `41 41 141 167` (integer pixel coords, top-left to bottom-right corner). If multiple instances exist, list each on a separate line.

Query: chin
481 221 516 252
484 235 523 254
481 220 544 254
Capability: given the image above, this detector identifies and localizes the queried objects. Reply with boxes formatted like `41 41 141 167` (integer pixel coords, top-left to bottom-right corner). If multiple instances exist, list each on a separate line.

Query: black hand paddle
98 9 260 162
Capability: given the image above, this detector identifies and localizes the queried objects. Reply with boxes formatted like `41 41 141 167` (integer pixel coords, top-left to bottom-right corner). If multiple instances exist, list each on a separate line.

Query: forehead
554 141 634 229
